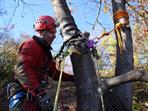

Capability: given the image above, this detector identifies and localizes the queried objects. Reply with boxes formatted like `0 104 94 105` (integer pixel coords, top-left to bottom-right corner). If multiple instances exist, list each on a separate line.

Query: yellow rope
115 23 124 54
53 58 65 111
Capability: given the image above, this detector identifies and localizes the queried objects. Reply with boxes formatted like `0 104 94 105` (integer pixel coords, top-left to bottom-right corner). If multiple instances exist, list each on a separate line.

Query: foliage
0 28 19 89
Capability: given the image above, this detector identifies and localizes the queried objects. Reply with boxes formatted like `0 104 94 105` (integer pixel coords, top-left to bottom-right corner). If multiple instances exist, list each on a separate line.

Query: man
7 15 74 111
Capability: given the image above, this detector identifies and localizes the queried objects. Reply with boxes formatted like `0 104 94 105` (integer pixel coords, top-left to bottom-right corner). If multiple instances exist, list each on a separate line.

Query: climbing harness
9 91 25 111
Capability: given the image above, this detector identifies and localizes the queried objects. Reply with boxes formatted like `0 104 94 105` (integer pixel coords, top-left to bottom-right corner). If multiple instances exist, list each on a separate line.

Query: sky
0 0 113 52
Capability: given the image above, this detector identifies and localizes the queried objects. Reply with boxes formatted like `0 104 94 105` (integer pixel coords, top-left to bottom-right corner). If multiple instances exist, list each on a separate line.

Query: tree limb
102 70 148 92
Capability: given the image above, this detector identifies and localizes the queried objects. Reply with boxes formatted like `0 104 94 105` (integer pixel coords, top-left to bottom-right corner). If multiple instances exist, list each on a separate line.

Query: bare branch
0 3 19 39
102 70 148 92
92 0 105 30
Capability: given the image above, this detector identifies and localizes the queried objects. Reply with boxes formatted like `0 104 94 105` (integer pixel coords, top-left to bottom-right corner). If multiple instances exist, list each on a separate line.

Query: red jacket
14 36 74 96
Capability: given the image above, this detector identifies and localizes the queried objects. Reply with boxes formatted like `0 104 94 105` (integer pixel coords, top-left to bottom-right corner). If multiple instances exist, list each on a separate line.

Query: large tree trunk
50 0 101 110
70 52 101 111
111 0 134 111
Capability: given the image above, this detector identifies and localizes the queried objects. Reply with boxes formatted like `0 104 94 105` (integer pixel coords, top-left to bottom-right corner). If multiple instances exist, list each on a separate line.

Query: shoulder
20 38 39 48
19 38 41 53
24 38 36 46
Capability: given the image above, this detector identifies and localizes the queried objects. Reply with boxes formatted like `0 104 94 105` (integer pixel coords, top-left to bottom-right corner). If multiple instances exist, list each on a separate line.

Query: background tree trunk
111 0 134 111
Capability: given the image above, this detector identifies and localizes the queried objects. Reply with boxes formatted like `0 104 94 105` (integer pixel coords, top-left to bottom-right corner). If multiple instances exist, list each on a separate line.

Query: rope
93 30 114 43
53 57 65 111
91 22 124 55
92 51 105 111
115 23 124 54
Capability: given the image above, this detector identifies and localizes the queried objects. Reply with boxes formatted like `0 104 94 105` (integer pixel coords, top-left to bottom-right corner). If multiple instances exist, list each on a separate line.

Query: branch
102 70 148 92
92 0 105 30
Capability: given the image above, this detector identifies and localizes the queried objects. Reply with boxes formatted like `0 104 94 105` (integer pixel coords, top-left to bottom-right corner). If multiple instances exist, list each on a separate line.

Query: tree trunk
111 0 134 111
50 0 101 110
71 52 101 111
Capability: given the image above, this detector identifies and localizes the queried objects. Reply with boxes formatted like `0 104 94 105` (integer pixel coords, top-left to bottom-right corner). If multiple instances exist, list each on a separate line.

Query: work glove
36 92 53 111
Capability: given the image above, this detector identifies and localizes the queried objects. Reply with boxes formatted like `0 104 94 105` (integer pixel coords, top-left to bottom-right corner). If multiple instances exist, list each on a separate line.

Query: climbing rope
93 53 105 111
53 57 66 111
53 38 77 110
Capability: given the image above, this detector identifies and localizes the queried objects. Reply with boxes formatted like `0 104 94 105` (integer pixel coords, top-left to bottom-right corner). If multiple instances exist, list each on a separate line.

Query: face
38 27 56 45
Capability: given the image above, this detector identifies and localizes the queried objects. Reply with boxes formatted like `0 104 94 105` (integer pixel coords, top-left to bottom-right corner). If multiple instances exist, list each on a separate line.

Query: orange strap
113 10 129 21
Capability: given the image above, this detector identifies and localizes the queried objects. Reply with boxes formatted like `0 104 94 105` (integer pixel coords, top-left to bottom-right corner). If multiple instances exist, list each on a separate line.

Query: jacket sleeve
48 60 75 82
14 42 43 96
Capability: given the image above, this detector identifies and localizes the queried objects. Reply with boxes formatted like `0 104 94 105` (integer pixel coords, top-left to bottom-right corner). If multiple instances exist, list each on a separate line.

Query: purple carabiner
87 40 95 48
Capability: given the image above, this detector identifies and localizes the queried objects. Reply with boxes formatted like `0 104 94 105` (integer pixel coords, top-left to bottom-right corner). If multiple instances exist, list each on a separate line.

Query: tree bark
71 52 101 111
50 0 80 42
111 0 134 111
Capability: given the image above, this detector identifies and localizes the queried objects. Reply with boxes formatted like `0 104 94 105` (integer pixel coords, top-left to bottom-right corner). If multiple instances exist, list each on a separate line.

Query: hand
36 93 53 111
55 59 62 69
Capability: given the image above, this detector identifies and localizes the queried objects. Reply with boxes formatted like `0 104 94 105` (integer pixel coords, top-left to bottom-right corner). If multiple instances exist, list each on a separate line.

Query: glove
36 92 53 111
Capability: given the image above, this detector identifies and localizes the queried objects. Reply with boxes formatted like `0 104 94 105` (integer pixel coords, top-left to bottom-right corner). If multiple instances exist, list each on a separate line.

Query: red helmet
34 15 56 31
